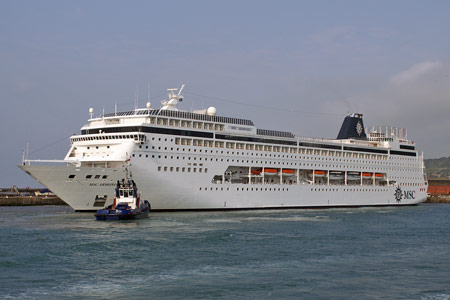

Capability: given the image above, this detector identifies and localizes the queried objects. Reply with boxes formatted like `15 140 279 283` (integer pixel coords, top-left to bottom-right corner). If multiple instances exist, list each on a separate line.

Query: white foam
421 293 450 300
243 215 330 222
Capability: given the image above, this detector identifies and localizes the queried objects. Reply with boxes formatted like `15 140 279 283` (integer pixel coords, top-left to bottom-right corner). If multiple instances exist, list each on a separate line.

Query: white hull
20 163 426 211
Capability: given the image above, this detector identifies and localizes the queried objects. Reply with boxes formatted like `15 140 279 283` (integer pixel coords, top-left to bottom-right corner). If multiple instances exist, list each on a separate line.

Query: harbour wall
0 187 67 206
0 195 67 206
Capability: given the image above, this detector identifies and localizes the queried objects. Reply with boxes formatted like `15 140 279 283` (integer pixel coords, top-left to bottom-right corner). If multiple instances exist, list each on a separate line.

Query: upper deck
72 84 417 161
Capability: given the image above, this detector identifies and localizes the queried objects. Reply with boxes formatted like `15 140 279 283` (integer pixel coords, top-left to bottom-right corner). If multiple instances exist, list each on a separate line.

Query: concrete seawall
426 195 450 203
0 196 67 206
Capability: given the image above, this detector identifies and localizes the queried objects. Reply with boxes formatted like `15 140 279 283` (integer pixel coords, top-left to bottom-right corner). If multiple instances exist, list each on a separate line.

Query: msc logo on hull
394 187 415 203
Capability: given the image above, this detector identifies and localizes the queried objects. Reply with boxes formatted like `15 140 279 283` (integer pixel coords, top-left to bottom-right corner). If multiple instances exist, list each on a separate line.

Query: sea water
0 204 449 300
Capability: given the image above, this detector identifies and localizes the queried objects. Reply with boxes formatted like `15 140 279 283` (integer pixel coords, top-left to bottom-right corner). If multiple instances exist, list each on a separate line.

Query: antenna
135 85 139 110
177 83 185 97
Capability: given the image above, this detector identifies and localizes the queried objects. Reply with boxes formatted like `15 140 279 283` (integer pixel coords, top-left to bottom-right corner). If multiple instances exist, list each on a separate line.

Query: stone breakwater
0 196 67 206
426 195 450 203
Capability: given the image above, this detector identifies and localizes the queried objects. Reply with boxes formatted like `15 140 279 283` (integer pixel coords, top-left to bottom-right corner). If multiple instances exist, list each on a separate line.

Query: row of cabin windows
174 138 393 161
237 187 289 192
87 146 109 149
72 134 145 142
157 166 208 173
142 145 399 166
135 152 415 173
198 187 290 192
395 182 425 187
312 188 390 192
148 117 225 131
68 174 108 179
200 187 230 191
138 148 420 171
137 143 419 170
147 152 422 172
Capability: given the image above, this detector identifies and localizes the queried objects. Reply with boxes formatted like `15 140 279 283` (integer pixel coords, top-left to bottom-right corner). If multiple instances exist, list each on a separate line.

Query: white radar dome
207 106 217 116
146 102 151 109
89 108 94 113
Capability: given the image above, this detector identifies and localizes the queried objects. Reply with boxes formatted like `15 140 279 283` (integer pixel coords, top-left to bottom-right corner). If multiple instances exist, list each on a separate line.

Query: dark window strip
102 109 254 126
257 128 295 138
343 146 388 154
390 150 417 157
215 134 297 146
399 145 415 150
299 142 342 150
82 126 213 138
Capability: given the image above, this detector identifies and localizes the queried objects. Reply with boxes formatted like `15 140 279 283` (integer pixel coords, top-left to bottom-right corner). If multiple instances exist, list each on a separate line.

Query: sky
1 0 450 187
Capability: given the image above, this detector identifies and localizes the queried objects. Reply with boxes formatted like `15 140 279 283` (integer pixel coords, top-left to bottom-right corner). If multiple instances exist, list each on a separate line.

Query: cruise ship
20 84 428 211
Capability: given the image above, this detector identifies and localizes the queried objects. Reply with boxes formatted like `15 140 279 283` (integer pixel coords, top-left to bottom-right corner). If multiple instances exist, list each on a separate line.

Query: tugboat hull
95 201 151 221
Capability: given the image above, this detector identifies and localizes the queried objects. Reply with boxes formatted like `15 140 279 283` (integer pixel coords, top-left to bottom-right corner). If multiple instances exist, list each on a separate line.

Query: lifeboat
282 169 295 175
251 169 262 175
362 172 373 178
375 173 386 179
264 168 278 175
314 170 326 177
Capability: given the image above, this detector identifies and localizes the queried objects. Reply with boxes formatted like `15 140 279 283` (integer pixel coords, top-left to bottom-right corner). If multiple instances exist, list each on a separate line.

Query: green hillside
424 157 450 179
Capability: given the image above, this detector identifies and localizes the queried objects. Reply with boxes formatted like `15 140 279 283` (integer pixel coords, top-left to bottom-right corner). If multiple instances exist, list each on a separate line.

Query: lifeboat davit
347 172 361 180
329 171 344 179
264 168 278 175
314 170 326 177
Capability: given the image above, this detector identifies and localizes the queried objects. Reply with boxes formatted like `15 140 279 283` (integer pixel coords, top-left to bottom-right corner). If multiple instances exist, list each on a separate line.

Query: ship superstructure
20 85 428 211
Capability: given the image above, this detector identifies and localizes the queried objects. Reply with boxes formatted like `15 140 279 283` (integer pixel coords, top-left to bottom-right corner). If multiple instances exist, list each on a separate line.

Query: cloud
368 62 450 157
317 61 450 158
390 61 443 84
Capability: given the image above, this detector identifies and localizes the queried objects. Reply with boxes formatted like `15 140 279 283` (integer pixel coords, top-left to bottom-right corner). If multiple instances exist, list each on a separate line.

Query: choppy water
0 204 449 300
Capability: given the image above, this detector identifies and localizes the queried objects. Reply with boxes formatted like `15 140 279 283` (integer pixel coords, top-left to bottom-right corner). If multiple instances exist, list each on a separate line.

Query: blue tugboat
95 176 150 220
